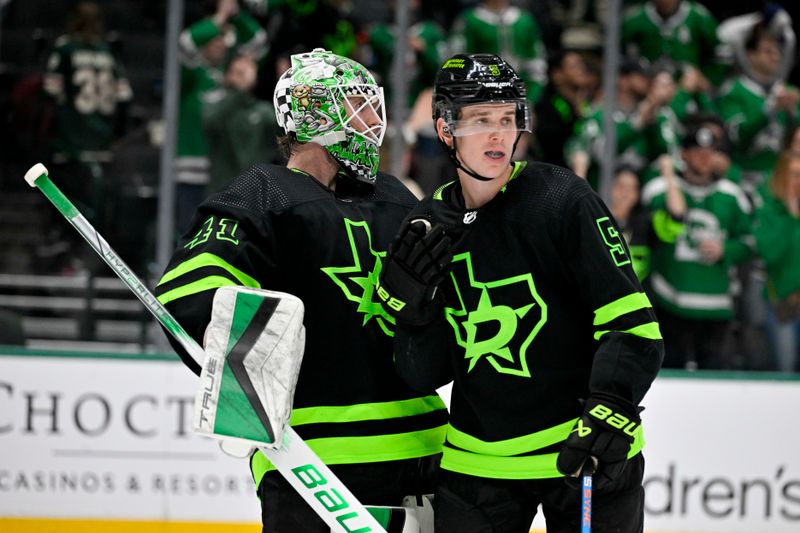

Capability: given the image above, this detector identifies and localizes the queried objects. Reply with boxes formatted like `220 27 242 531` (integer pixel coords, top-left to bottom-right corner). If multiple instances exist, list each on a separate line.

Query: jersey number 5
596 217 631 267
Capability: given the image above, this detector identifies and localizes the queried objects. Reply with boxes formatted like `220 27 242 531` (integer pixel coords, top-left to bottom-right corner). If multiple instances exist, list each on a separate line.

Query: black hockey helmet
432 53 531 132
432 54 531 181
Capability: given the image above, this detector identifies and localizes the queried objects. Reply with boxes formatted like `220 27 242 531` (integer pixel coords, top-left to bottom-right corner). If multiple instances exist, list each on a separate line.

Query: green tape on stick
24 163 79 219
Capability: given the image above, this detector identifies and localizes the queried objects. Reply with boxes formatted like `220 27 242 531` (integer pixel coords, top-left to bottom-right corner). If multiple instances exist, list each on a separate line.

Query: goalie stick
24 163 387 533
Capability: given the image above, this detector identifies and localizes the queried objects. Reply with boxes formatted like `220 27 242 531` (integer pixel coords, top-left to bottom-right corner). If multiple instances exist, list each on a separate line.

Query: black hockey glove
556 394 642 491
377 219 453 326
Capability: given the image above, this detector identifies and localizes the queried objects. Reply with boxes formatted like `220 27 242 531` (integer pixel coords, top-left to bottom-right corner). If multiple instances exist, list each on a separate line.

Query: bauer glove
556 394 642 490
377 219 452 325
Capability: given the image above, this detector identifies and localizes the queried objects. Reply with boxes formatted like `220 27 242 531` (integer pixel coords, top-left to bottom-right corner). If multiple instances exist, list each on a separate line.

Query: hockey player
378 53 664 532
155 49 447 532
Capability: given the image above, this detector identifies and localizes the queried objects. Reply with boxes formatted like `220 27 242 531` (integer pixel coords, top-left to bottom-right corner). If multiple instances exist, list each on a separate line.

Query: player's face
452 103 519 179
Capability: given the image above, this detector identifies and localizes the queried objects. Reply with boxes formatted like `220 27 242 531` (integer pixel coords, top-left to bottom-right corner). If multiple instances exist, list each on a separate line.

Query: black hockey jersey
395 161 664 480
155 164 448 485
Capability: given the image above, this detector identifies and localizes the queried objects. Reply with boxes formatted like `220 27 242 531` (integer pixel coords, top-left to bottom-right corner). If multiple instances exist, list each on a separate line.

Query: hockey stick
24 163 387 533
581 461 595 533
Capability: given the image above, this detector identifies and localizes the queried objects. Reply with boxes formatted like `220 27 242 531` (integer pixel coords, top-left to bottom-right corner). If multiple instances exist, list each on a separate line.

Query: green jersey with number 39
43 35 132 162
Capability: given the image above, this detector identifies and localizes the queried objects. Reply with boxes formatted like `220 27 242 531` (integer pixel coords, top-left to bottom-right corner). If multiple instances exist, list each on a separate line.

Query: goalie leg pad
194 287 306 450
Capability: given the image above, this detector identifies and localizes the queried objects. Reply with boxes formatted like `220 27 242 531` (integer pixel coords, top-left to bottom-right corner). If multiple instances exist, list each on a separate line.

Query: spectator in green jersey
566 61 678 190
609 163 677 284
175 0 267 233
202 54 280 195
449 0 548 103
717 22 800 191
41 1 133 273
642 115 755 369
363 0 449 107
718 2 795 83
621 0 728 86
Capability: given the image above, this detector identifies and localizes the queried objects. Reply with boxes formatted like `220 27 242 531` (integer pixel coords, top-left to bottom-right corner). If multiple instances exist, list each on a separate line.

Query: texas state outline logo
320 218 396 337
443 251 548 378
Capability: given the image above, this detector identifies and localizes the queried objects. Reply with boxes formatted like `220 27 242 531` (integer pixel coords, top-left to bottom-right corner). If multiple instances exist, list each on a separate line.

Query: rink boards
0 348 798 533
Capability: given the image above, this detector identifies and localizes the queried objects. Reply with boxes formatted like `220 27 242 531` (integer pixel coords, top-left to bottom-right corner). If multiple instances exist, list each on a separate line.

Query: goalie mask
273 48 386 185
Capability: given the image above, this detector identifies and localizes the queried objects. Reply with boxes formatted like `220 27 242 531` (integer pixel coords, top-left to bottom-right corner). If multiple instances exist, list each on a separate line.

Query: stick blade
25 163 49 188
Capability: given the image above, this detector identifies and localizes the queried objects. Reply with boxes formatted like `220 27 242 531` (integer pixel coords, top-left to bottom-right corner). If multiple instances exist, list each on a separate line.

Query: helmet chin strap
443 132 524 182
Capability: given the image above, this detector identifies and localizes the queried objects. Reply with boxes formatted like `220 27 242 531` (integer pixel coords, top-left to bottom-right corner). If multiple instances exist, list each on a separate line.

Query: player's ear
436 118 453 147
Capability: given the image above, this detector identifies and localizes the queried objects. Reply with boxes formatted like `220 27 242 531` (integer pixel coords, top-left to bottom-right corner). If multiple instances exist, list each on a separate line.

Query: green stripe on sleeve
156 276 240 305
157 253 260 288
593 292 652 326
594 321 662 341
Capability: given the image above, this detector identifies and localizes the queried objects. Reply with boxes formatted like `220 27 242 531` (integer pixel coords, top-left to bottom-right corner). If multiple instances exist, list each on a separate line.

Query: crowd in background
0 0 798 373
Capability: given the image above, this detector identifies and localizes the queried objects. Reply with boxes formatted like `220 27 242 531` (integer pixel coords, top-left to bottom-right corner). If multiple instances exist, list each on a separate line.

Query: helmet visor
449 101 532 138
339 85 387 146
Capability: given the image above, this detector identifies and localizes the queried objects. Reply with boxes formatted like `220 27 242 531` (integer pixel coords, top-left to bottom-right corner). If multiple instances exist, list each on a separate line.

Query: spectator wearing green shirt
449 0 548 103
621 0 727 86
202 54 280 195
717 23 800 192
41 1 133 273
175 0 266 233
642 117 755 369
567 62 679 190
364 0 448 107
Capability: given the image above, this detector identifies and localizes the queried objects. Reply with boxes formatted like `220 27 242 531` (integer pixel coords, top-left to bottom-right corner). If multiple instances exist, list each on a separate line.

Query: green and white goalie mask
273 48 386 185
193 287 306 451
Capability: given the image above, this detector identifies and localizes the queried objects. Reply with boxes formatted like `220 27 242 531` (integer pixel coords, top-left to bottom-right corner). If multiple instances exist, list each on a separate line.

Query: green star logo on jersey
321 218 396 337
445 252 547 378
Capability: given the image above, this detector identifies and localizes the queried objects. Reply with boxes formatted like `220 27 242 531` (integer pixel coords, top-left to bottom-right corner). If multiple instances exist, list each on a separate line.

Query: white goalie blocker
193 286 305 451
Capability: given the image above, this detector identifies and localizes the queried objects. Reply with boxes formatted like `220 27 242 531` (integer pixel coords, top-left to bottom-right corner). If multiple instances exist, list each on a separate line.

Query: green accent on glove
556 395 643 490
